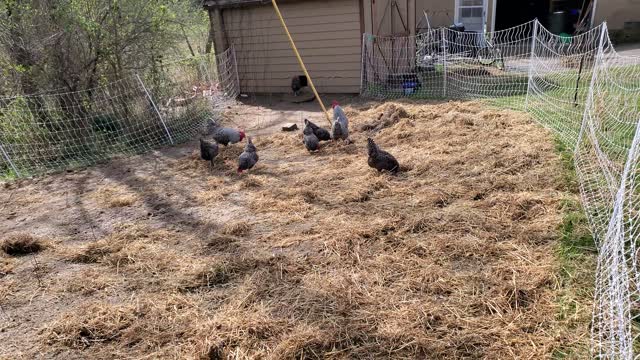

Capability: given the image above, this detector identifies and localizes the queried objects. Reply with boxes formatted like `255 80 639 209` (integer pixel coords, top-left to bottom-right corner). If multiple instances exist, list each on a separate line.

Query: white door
455 0 486 32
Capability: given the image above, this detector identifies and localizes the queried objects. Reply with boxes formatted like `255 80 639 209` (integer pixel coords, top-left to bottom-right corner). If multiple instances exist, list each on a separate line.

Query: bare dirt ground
0 99 588 359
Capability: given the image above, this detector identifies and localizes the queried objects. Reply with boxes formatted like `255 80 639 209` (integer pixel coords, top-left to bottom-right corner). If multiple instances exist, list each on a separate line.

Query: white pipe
135 74 174 145
0 143 20 177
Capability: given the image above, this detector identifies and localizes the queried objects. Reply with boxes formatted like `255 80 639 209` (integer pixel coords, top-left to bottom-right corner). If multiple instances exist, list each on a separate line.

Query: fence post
232 46 241 97
360 33 366 95
441 28 447 98
524 19 539 110
0 143 20 177
135 74 174 145
575 23 608 156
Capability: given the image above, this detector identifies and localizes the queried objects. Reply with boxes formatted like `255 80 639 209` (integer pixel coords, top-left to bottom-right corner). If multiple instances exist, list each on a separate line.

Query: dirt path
0 100 588 359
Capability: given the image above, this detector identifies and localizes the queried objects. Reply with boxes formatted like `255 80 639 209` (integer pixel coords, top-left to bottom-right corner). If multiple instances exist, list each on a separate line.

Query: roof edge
203 0 272 9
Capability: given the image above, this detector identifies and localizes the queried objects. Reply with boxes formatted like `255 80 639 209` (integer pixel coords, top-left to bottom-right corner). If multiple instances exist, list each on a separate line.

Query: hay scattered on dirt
221 221 251 236
359 103 410 131
0 258 15 277
1 233 45 256
0 100 590 359
91 185 139 208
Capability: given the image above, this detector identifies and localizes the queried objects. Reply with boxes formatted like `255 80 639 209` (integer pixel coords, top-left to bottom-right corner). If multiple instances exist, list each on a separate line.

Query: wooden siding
223 0 362 93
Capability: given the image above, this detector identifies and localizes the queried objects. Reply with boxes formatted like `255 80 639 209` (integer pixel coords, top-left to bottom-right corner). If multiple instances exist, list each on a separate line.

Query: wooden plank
235 53 363 64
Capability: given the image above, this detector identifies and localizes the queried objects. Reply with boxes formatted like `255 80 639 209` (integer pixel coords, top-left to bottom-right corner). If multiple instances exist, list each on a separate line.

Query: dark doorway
495 0 587 33
495 0 550 31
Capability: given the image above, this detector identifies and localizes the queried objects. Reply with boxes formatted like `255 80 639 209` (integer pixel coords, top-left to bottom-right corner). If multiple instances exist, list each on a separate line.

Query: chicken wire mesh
362 19 640 358
0 47 239 177
361 21 536 109
577 33 640 359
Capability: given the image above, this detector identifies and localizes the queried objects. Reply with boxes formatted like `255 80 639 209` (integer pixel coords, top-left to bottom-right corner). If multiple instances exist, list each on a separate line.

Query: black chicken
303 123 319 152
304 119 331 141
238 137 259 173
367 138 399 174
291 75 308 96
200 138 219 168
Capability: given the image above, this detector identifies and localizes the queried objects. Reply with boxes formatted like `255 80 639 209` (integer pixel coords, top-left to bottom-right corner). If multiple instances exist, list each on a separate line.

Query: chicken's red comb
331 100 339 108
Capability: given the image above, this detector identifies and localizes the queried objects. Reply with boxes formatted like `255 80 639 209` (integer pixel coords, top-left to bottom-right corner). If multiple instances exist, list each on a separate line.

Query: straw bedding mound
0 101 588 358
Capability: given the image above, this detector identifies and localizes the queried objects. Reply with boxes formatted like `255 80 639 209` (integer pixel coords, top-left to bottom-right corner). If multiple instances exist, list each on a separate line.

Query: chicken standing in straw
331 100 349 142
205 119 246 146
237 137 259 174
302 122 320 152
199 138 219 168
304 119 331 142
367 138 400 174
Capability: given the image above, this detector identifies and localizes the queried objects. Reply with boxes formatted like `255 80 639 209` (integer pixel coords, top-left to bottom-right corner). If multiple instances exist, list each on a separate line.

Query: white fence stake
441 28 447 98
135 74 174 145
0 143 20 177
576 23 608 157
233 46 240 97
524 19 539 110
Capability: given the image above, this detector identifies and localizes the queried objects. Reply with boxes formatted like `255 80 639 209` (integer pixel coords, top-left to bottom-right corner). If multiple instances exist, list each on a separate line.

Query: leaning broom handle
272 0 332 126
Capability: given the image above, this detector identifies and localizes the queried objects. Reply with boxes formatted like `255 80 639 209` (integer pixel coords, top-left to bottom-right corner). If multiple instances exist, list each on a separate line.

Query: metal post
575 22 608 156
590 0 599 29
200 55 214 90
0 144 20 177
441 27 447 98
524 19 540 110
232 45 241 97
360 33 366 95
135 74 174 145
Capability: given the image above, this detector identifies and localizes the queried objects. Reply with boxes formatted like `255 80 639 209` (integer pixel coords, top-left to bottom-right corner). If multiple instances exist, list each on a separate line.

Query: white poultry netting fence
363 19 640 358
0 46 239 177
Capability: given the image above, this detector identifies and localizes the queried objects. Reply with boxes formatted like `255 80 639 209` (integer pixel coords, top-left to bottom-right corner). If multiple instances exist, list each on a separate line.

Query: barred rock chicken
303 123 319 152
205 119 245 146
238 137 259 173
200 138 219 168
291 75 308 96
331 100 349 141
367 138 399 174
304 119 331 141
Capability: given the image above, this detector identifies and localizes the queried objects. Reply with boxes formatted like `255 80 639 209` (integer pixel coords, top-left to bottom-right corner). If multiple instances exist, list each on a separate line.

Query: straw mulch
0 101 588 359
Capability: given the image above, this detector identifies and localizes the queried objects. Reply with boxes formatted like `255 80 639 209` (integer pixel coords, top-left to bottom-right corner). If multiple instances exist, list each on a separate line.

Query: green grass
551 139 597 359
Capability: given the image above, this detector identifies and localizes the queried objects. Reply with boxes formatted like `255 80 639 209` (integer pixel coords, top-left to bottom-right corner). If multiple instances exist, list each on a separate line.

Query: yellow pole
271 0 332 125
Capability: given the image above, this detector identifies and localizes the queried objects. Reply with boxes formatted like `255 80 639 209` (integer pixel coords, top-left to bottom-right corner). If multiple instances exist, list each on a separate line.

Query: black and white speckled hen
205 119 245 146
303 122 319 152
237 137 259 173
304 119 331 141
367 138 399 174
331 100 349 141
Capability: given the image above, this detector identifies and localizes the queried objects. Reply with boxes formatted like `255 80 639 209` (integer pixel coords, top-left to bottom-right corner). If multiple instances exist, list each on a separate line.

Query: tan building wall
594 0 640 30
222 0 362 93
